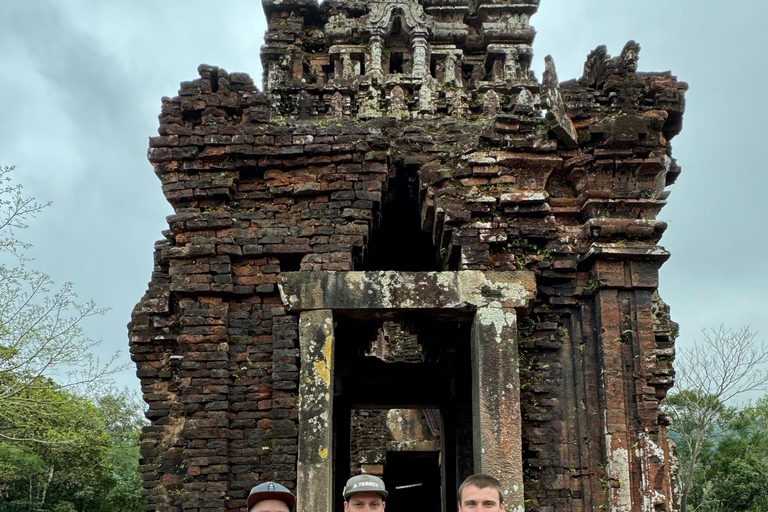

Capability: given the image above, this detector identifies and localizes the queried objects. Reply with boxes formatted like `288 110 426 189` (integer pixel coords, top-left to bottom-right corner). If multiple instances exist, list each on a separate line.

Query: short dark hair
457 474 504 504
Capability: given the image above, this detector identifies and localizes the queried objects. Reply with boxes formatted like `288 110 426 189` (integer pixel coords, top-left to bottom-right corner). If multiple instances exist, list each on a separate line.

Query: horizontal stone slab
278 270 536 314
581 243 671 265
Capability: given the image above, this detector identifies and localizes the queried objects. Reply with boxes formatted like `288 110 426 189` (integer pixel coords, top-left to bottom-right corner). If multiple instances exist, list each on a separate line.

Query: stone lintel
471 306 524 512
278 270 536 314
580 243 670 267
297 310 335 512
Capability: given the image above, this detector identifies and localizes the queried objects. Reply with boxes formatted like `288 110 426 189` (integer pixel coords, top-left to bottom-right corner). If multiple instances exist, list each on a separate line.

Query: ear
499 502 505 512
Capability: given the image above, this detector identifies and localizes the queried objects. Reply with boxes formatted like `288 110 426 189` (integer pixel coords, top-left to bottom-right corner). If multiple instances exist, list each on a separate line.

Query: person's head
343 475 388 512
457 474 504 512
247 482 296 512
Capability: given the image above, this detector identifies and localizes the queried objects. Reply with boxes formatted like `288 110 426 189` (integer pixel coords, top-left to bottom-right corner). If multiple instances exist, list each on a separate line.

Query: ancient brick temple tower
129 1 686 511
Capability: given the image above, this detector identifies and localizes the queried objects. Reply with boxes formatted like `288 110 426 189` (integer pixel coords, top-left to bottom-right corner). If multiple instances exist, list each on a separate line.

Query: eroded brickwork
129 0 686 510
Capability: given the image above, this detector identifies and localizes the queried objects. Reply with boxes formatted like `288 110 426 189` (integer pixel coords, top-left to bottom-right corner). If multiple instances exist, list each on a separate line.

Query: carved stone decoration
342 53 353 78
485 44 532 85
411 34 430 78
369 34 384 78
267 54 292 91
651 290 679 400
515 88 535 111
443 52 462 87
483 90 500 118
503 46 521 81
418 77 436 115
387 85 410 119
619 40 641 74
580 40 642 89
541 56 578 148
479 7 535 42
331 91 346 119
358 86 382 119
580 45 609 89
326 12 353 42
447 89 468 120
366 0 433 37
295 90 314 120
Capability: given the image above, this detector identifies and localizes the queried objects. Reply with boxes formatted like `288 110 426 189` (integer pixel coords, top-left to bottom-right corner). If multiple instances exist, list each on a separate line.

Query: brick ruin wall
129 0 686 511
349 408 441 476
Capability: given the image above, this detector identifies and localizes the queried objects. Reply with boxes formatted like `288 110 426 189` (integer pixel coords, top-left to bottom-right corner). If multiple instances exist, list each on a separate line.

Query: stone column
587 253 669 512
502 47 520 81
444 52 462 87
411 32 430 78
369 34 384 78
342 53 353 78
592 286 634 512
297 310 335 512
470 306 524 512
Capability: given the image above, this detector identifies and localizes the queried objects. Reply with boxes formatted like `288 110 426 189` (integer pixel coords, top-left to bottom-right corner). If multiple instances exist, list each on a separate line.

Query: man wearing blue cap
343 474 388 512
247 481 297 512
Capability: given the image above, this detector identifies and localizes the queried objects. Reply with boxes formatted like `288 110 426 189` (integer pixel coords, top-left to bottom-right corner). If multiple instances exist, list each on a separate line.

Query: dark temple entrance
384 451 442 512
332 318 473 512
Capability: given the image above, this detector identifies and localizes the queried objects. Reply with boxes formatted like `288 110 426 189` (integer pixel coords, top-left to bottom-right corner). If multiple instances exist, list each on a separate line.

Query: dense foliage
0 166 144 511
669 397 768 512
666 326 768 512
0 383 146 512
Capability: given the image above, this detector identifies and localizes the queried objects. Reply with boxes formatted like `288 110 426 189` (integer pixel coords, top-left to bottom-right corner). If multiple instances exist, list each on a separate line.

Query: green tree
702 398 768 511
93 388 148 512
0 383 147 512
665 326 768 512
0 165 144 510
0 377 110 511
0 165 123 444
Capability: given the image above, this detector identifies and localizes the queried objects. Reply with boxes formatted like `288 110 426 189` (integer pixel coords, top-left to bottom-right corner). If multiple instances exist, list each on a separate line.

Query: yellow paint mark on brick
318 447 328 459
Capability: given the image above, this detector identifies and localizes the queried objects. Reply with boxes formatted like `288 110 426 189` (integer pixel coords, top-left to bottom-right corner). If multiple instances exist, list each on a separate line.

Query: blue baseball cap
247 481 296 509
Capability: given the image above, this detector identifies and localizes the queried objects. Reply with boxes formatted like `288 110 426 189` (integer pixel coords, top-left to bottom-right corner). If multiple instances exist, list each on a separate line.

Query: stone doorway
278 270 536 512
335 318 473 512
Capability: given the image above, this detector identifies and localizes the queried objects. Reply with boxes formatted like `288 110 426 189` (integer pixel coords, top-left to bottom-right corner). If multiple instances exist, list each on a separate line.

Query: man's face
250 499 290 512
458 485 504 512
344 492 386 512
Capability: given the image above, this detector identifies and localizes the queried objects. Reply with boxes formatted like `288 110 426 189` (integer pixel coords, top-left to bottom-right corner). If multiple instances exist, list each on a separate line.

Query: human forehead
251 499 291 512
460 485 501 503
348 492 384 503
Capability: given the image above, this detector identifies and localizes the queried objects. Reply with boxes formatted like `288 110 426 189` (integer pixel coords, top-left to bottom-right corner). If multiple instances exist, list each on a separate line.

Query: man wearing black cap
247 481 297 512
343 474 388 512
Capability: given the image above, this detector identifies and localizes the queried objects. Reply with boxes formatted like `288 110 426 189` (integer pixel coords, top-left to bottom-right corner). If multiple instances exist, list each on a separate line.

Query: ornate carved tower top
261 0 541 120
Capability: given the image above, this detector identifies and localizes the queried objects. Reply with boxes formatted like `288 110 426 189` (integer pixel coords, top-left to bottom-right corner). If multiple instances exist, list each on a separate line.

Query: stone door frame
278 271 536 512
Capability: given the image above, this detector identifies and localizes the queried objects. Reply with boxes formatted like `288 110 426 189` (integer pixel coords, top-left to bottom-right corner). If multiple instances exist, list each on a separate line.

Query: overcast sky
1 0 766 394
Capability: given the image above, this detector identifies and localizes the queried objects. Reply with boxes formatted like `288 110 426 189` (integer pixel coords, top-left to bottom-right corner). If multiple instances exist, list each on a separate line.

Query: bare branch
664 325 768 512
0 165 120 444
